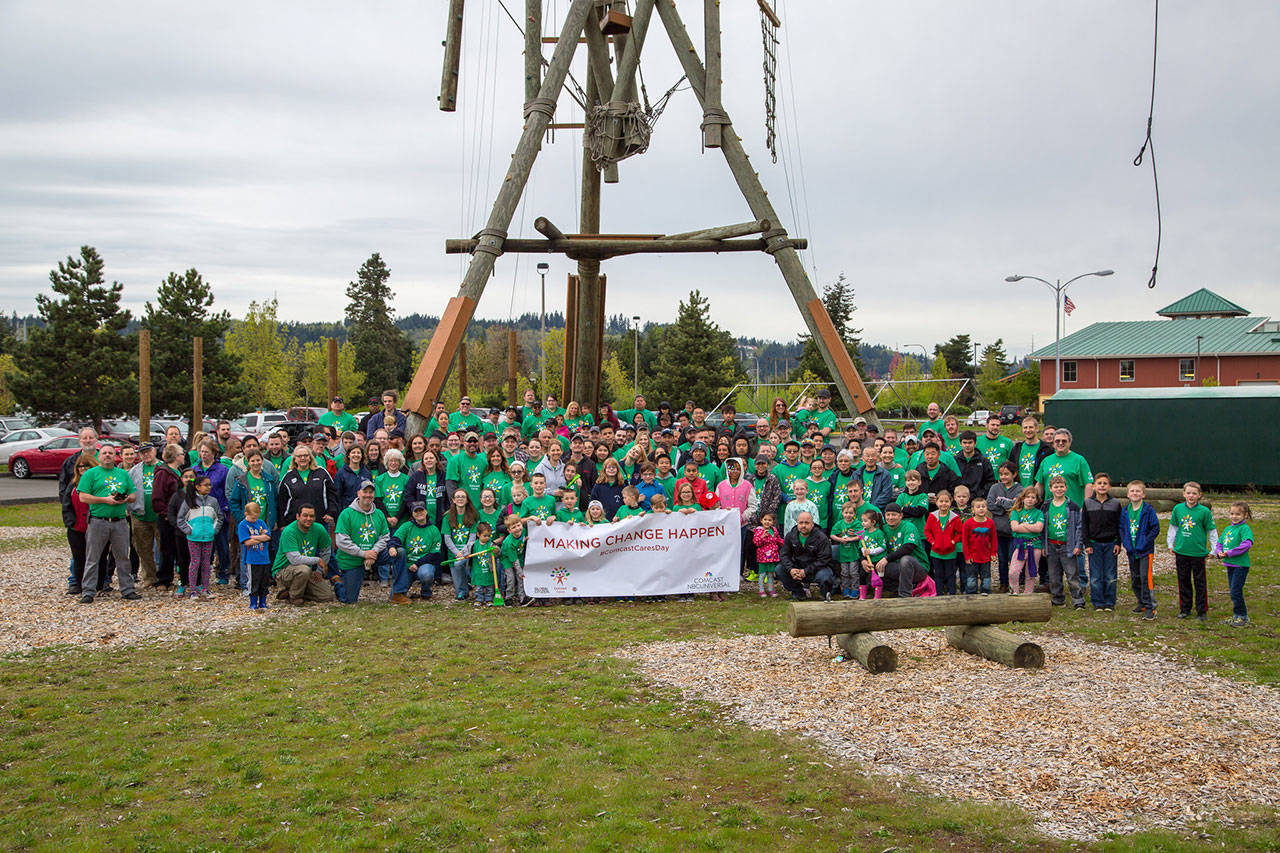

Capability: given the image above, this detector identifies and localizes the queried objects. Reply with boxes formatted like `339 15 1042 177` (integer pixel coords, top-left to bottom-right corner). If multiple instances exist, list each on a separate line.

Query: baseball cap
853 416 867 425
904 436 919 445
409 501 427 512
783 439 799 449
463 431 479 442
800 439 815 447
692 441 708 452
817 388 832 398
358 478 375 490
331 395 344 404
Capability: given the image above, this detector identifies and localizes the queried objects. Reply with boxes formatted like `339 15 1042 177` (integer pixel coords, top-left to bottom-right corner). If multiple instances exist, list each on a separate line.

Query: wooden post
835 632 897 673
610 0 655 103
524 0 541 104
654 0 877 420
326 337 339 402
404 0 593 433
440 0 465 111
945 625 1045 669
701 0 724 148
138 329 151 443
458 340 468 397
786 594 1052 638
191 336 203 447
507 328 519 404
571 62 605 416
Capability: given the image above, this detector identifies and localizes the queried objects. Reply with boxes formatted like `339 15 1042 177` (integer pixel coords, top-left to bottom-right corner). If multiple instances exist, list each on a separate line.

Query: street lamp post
1004 269 1114 394
536 262 549 394
632 315 641 399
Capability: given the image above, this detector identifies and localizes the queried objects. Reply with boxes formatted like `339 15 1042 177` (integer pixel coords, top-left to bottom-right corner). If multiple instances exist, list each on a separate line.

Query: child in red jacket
961 495 999 595
924 489 964 595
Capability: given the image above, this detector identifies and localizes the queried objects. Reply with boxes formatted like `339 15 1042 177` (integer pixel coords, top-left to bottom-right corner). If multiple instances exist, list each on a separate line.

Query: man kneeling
778 511 837 601
272 504 337 604
334 479 399 604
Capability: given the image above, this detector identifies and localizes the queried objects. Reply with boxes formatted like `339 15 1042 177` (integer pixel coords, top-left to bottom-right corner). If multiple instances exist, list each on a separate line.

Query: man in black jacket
915 445 959 503
955 431 995 499
777 512 837 601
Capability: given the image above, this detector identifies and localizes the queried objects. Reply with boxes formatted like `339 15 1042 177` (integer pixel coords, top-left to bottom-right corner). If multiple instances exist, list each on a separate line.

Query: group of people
57 390 1256 624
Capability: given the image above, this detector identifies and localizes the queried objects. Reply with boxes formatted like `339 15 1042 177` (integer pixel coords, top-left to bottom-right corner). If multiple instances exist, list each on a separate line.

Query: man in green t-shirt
128 441 161 588
616 394 657 431
810 389 838 438
446 432 488 506
273 505 337 604
447 397 484 433
975 414 1013 469
77 444 140 603
335 480 394 603
1034 430 1093 506
917 401 947 442
771 440 809 500
319 396 359 434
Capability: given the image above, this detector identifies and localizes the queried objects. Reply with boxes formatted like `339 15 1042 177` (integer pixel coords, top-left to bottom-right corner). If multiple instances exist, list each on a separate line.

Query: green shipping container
1044 386 1280 489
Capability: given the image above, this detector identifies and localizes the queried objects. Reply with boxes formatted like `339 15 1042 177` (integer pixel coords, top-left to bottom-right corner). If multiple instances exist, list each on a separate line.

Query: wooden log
1143 489 1211 508
326 337 338 402
787 593 1051 638
191 337 203 448
444 236 807 257
439 0 465 112
665 219 770 240
138 328 150 443
836 632 897 673
945 624 1044 669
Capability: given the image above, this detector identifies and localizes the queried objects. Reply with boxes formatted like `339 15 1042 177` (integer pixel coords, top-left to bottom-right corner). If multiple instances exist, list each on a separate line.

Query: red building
1030 288 1280 399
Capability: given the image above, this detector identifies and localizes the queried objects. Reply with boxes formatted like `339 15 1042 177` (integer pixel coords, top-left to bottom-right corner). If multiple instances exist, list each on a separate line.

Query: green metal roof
1028 315 1280 359
1155 288 1248 317
1050 386 1280 401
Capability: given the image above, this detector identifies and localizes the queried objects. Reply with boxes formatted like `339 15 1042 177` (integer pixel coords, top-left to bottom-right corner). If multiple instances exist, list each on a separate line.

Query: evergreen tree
794 273 864 390
980 338 1011 374
976 349 1006 406
649 290 744 408
141 269 247 418
10 246 136 427
0 314 14 355
225 298 297 409
345 253 412 397
933 334 974 377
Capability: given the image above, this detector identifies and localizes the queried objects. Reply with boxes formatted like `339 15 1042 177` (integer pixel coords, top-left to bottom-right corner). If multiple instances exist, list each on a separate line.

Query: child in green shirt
1214 500 1254 626
499 514 528 606
470 522 498 606
555 489 586 523
829 502 863 597
1168 481 1218 620
615 486 646 520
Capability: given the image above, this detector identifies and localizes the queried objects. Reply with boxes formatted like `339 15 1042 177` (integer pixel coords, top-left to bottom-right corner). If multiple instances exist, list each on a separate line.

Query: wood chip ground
618 631 1280 840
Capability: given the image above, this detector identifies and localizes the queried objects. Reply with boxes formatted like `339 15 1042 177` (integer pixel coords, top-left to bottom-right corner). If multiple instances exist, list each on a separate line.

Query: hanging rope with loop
1132 0 1161 289
759 0 781 163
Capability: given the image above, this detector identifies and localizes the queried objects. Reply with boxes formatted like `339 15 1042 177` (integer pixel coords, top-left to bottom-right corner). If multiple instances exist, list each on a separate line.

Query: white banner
523 509 741 597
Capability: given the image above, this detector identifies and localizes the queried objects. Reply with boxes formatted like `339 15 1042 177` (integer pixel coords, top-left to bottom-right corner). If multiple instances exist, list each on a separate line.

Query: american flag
1063 295 1077 316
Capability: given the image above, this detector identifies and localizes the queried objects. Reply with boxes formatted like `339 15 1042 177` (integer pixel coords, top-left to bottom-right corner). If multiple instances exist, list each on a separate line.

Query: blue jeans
963 560 991 594
1226 564 1249 619
1076 551 1088 591
1087 543 1119 608
450 558 471 598
413 560 438 597
389 551 413 596
338 566 364 603
996 534 1013 588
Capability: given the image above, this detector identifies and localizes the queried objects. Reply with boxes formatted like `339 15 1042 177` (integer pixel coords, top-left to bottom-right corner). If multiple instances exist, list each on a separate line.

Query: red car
8 435 87 479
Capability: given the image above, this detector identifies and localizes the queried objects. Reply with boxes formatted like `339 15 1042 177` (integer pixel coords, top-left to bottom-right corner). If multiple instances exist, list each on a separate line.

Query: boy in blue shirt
238 501 273 610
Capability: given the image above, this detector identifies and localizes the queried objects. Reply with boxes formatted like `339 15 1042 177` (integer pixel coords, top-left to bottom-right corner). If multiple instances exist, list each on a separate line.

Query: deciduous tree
225 298 297 409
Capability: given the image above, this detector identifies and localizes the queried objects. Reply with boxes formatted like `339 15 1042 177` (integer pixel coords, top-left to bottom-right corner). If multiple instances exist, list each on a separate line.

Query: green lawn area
0 501 62 527
0 499 1277 850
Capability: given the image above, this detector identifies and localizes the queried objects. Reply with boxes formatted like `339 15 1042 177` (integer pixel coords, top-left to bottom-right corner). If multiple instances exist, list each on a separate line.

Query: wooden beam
138 329 150 443
946 625 1045 669
191 337 203 448
665 220 770 240
404 295 476 417
507 328 519 404
786 594 1052 638
757 0 780 28
326 337 338 402
835 632 897 673
563 274 579 402
445 237 807 258
654 0 877 420
405 0 594 426
525 0 541 103
458 340 468 397
702 0 724 148
533 216 566 240
808 296 874 415
439 0 465 112
611 0 655 103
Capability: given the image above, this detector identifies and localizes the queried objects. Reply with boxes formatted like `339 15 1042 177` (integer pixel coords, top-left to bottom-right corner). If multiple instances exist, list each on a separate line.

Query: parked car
257 421 320 447
0 417 35 436
231 411 288 441
999 405 1027 425
0 427 74 465
966 410 991 426
8 434 86 478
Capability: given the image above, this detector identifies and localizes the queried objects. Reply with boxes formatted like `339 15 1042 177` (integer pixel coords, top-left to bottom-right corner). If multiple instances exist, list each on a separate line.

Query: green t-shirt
894 490 930 540
976 434 1014 468
907 449 961 477
134 462 158 522
447 411 484 433
446 450 487 504
477 508 504 538
616 408 657 431
790 408 813 438
518 494 557 522
918 418 947 439
319 410 359 433
555 506 586 523
697 461 722 490
803 477 831 528
886 521 928 565
1035 452 1092 506
334 507 390 571
1016 442 1042 487
860 528 888 563
1011 507 1042 541
812 408 837 434
830 471 857 519
1170 502 1216 557
772 461 808 498
943 433 963 455
1219 522 1253 568
1045 499 1070 542
78 466 135 519
499 531 527 568
564 414 594 432
520 413 545 440
892 446 910 468
481 471 513 507
615 504 646 520
375 470 409 520
830 519 862 562
271 521 332 575
245 472 269 514
393 519 442 562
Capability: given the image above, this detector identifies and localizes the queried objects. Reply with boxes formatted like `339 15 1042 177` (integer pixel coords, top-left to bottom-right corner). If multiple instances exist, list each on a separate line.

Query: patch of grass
0 529 63 553
0 502 63 527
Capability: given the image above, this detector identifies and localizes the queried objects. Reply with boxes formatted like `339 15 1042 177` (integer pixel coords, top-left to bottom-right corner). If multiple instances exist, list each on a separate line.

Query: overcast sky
2 1 1277 358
